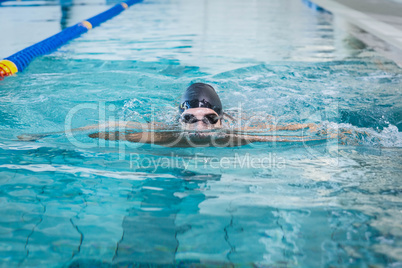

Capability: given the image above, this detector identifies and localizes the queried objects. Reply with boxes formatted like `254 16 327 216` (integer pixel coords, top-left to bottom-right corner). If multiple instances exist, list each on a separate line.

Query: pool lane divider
0 0 142 79
301 0 328 12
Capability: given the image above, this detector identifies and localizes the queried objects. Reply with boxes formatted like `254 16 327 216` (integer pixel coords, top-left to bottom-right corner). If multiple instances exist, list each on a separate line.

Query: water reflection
60 0 73 30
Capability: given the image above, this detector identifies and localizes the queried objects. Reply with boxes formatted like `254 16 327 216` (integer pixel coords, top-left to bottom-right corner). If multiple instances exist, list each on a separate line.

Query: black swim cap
179 83 223 116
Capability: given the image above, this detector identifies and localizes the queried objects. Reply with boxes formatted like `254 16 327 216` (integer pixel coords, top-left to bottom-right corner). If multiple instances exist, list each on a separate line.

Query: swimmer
18 83 326 147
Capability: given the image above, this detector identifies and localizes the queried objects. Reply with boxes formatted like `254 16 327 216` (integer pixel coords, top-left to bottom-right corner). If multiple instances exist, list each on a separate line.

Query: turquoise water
1 0 402 267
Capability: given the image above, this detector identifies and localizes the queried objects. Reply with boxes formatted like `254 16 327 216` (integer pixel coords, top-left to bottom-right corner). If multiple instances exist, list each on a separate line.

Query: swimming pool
0 0 401 266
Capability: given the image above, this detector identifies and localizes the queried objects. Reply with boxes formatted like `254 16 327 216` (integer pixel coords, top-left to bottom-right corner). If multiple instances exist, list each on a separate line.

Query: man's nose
195 121 207 129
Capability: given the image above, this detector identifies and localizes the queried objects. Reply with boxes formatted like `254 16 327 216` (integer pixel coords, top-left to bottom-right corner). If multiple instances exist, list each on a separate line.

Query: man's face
180 108 222 131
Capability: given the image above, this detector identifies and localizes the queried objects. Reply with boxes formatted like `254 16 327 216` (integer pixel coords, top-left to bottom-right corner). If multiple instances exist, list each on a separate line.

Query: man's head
179 83 223 130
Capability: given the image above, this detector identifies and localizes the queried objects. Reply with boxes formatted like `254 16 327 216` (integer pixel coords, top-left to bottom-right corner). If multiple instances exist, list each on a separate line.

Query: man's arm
17 121 169 141
229 123 318 133
88 130 185 147
230 132 334 143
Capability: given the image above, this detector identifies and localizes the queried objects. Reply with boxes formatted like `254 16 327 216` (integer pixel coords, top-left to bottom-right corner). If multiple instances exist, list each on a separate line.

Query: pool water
0 0 402 266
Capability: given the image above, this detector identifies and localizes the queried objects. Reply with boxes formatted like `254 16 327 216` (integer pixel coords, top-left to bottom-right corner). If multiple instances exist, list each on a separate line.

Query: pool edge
308 0 402 57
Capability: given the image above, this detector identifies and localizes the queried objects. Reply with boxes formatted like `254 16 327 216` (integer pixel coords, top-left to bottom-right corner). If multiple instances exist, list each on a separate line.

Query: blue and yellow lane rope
0 0 142 79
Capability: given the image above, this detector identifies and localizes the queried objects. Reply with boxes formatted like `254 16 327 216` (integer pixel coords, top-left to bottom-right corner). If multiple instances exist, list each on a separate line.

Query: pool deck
311 0 402 51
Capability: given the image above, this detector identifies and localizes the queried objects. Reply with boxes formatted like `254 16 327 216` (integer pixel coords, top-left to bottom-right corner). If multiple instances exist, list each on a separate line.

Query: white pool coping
310 0 402 50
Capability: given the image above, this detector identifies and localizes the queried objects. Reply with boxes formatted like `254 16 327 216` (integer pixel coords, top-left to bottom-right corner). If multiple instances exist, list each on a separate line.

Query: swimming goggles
181 113 220 124
180 99 222 116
